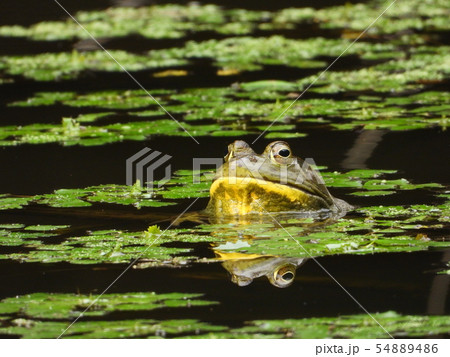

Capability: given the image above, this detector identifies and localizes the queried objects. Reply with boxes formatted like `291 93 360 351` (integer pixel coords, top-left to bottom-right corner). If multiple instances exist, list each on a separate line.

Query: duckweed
223 312 450 339
0 292 447 338
0 0 447 140
0 292 221 338
2 83 448 147
0 167 448 264
1 0 446 41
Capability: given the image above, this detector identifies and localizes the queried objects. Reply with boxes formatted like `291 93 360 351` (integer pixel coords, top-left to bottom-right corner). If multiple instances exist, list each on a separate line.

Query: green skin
206 140 352 216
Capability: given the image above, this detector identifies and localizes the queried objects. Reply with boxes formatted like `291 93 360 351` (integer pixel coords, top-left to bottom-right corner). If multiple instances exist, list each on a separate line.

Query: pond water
0 0 448 338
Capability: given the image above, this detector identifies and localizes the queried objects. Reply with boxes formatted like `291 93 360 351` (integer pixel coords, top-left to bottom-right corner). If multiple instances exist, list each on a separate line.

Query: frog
216 250 307 288
206 140 352 218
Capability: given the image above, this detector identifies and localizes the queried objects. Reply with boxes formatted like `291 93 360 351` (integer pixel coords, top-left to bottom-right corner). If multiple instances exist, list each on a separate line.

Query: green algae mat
0 0 448 145
0 0 449 339
0 293 448 338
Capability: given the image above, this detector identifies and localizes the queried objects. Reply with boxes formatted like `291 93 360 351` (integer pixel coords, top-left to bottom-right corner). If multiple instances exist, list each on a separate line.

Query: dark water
0 250 448 321
0 0 449 337
1 131 449 322
0 130 448 195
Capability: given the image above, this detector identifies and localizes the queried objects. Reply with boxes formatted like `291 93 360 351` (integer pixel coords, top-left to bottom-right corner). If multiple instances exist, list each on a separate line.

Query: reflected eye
278 148 290 158
280 271 294 281
270 264 296 288
275 268 294 283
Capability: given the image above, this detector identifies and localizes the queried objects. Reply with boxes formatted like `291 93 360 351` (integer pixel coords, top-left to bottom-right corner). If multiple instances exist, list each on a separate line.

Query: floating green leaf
24 225 70 231
0 292 447 338
221 312 450 338
1 228 193 264
0 196 34 210
0 292 220 338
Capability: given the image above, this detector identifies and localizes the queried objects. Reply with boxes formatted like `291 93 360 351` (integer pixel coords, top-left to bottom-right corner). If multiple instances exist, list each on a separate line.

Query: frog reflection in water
215 248 307 288
202 141 351 287
206 140 352 219
174 141 351 287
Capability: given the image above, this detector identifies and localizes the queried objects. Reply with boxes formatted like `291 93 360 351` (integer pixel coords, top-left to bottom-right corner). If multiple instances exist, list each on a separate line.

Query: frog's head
207 140 339 216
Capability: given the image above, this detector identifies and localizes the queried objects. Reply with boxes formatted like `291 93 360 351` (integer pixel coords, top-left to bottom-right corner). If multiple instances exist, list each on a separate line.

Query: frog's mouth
210 176 333 206
208 176 334 215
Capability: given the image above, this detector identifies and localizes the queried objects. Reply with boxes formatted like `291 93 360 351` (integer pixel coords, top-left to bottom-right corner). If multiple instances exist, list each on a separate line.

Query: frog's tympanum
216 250 306 288
206 140 351 217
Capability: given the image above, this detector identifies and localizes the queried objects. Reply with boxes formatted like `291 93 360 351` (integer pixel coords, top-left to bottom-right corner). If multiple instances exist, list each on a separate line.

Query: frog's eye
278 148 291 158
267 141 293 164
269 264 296 288
271 142 292 158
